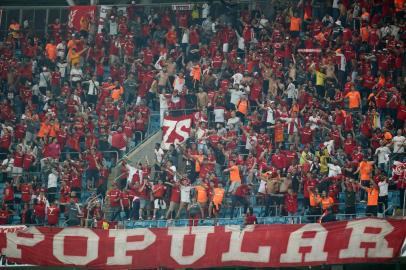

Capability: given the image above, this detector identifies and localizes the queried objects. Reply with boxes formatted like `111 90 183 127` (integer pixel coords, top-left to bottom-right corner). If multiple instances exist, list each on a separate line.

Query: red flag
161 114 192 149
68 5 97 31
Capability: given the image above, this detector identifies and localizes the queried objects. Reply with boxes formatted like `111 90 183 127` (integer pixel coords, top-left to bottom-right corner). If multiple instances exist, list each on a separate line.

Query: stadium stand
0 0 405 231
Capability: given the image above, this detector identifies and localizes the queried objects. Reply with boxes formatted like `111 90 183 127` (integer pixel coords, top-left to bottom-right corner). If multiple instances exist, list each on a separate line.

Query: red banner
0 218 405 269
161 114 192 150
68 5 97 31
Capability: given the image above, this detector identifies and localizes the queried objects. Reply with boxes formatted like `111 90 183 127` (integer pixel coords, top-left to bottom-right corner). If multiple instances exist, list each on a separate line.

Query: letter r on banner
107 229 156 265
339 219 394 258
2 227 44 259
168 226 214 265
53 228 99 265
280 223 328 263
222 225 271 263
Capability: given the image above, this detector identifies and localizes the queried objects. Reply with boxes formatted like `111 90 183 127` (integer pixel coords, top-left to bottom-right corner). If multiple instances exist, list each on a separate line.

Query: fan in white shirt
56 41 66 59
231 72 243 85
229 87 245 106
392 129 405 153
327 161 342 177
213 106 225 124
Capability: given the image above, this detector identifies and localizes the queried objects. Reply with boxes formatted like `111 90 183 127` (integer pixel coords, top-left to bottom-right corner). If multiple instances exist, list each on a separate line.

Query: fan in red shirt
22 149 36 171
271 148 288 171
152 179 167 219
230 183 251 218
3 181 14 207
59 180 71 212
343 133 357 156
120 188 132 220
110 128 128 152
47 201 60 226
299 123 313 145
106 183 122 221
397 100 406 127
0 127 12 156
20 181 32 205
85 148 102 189
244 206 257 225
33 198 46 225
165 181 180 220
0 205 12 225
284 188 298 216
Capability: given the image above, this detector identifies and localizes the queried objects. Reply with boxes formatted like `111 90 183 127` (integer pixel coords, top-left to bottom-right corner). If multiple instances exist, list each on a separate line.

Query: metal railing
120 213 372 228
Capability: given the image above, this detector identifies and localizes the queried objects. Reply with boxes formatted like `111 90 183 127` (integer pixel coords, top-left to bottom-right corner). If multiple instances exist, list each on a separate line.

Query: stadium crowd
0 0 406 228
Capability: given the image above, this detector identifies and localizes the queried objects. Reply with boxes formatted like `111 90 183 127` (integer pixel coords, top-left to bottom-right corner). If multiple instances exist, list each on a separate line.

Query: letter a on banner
280 223 328 263
168 226 214 265
222 225 271 263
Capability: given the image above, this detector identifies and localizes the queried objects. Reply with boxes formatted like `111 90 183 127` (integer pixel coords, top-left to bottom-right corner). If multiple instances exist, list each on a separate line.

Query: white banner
161 115 192 150
401 237 406 257
98 5 128 33
0 225 27 233
172 4 194 11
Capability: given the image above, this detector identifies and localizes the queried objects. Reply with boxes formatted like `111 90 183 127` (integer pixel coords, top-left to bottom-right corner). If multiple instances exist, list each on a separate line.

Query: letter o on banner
53 228 99 265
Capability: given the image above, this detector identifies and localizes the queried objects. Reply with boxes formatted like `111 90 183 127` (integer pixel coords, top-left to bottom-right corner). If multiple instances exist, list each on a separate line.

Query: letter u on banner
168 226 214 265
107 229 156 265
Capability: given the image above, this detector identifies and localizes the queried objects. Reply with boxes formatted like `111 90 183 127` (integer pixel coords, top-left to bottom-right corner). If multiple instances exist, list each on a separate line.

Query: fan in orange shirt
209 182 225 219
194 181 209 218
358 181 379 216
344 87 361 110
223 160 241 193
45 41 57 61
318 191 335 223
269 119 284 148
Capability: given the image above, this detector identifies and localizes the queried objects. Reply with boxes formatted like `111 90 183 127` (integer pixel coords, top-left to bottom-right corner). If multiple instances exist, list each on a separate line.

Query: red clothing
153 183 166 198
234 184 250 197
111 132 127 149
22 153 35 171
121 191 131 208
108 189 121 207
3 186 14 202
303 178 317 198
397 105 406 121
344 139 357 156
34 204 46 218
271 153 287 169
47 206 60 225
170 186 180 203
245 214 257 225
85 154 101 170
0 210 11 225
20 183 32 203
285 193 298 213
60 185 71 204
13 151 24 168
300 127 313 144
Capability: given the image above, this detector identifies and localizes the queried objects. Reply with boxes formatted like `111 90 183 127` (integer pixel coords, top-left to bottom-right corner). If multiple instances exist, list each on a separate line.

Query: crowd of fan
1 0 406 228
